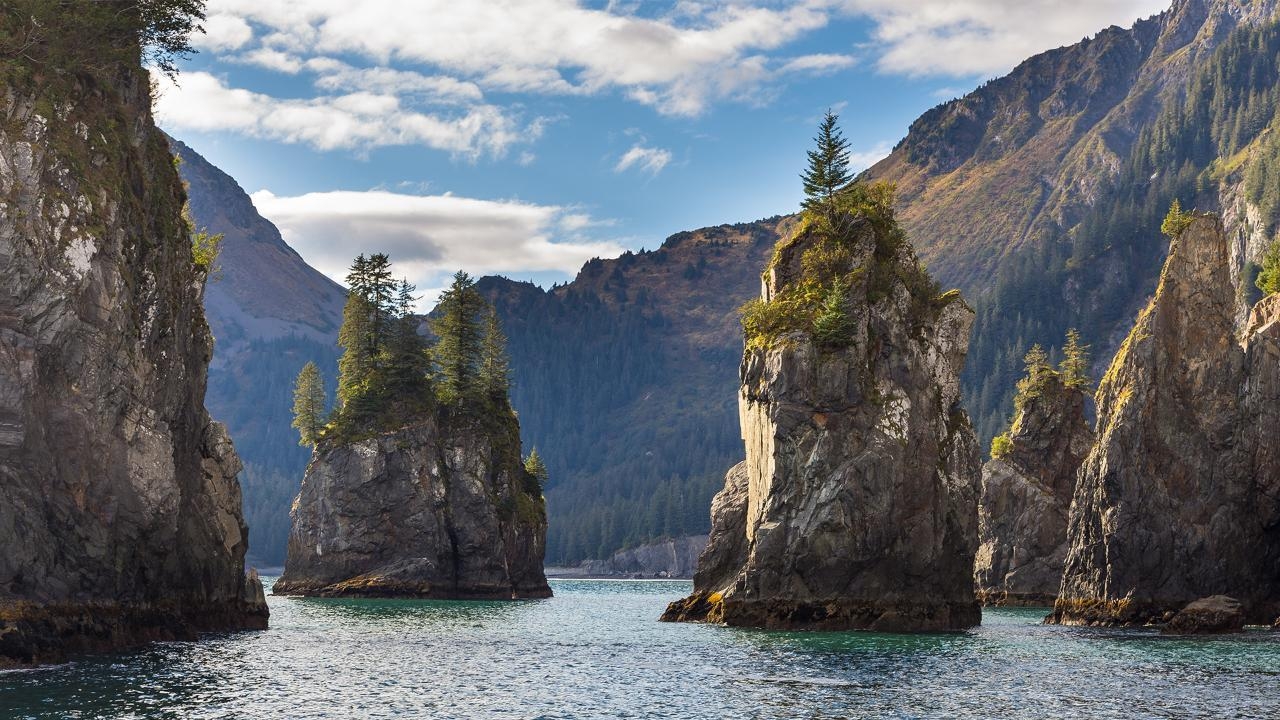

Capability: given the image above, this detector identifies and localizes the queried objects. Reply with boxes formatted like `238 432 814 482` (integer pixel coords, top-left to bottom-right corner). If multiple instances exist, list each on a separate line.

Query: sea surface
3 578 1280 719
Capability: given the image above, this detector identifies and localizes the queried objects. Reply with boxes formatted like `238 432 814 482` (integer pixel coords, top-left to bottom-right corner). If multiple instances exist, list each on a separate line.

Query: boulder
1163 595 1246 635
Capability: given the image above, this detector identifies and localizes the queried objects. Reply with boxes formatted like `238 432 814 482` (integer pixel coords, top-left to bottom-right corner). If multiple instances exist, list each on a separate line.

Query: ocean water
3 578 1279 719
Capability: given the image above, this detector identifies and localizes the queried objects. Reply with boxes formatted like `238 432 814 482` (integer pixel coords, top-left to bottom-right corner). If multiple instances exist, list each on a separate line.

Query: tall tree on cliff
480 307 512 402
431 271 487 404
800 110 853 213
291 361 327 446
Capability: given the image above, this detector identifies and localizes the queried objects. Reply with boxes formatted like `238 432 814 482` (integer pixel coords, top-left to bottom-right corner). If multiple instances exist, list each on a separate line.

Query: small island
274 257 550 599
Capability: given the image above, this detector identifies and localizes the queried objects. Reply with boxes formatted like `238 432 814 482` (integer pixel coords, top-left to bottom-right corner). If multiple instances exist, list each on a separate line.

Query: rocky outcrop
0 68 267 663
975 376 1093 606
1163 595 1246 635
1050 215 1280 628
274 415 550 599
562 535 707 578
664 206 982 631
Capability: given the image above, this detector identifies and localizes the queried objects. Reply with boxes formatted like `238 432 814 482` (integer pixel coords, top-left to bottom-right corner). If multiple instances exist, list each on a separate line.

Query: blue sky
156 0 1168 305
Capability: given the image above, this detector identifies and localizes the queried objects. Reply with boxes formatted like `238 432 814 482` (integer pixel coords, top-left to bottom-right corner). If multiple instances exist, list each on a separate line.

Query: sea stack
0 27 267 665
274 270 550 599
975 372 1093 606
663 185 982 631
1050 214 1280 628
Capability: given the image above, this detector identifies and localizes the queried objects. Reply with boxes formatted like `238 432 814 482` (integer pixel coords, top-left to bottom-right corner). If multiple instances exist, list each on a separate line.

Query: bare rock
273 415 550 599
975 376 1093 606
1050 216 1280 627
0 66 266 665
664 209 982 631
1163 595 1246 635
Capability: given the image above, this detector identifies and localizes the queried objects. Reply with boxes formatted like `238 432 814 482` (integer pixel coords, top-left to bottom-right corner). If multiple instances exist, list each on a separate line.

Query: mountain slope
173 139 343 567
864 0 1280 441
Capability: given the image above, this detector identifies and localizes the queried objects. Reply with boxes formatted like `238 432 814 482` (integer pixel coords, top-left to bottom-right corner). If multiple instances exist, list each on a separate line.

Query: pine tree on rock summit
291 361 327 447
801 109 853 213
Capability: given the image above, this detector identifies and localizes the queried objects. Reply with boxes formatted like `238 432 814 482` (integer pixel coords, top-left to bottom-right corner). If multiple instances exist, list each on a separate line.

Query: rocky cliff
975 375 1093 606
274 413 550 599
557 535 708 578
1050 215 1280 627
0 59 266 663
663 194 982 631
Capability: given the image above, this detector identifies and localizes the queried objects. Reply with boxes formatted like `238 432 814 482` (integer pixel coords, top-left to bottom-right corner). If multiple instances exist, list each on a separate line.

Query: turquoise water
3 579 1279 719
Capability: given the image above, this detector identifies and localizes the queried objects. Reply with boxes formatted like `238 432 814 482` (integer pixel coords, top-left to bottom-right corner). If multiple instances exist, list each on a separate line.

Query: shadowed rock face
975 376 1093 606
0 70 266 665
274 416 550 599
1050 216 1280 628
663 214 982 632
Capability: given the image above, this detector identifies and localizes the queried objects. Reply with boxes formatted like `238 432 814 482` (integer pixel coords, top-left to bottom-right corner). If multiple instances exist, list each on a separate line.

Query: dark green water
2 578 1279 718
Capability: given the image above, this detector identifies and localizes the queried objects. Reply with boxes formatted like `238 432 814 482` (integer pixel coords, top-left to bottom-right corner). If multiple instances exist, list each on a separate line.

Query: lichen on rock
663 187 982 631
1049 215 1280 629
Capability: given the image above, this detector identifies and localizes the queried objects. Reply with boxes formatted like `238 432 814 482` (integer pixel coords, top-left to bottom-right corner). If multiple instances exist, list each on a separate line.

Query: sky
155 0 1170 306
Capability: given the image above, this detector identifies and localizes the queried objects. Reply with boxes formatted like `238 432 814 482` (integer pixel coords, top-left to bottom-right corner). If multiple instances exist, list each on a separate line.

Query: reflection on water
2 579 1278 719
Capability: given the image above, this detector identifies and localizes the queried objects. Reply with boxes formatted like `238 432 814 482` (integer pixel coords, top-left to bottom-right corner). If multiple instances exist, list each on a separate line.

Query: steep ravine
0 65 266 663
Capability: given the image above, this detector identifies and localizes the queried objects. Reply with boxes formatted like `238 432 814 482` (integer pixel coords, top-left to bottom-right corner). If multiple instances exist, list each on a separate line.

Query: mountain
488 0 1280 564
482 219 789 563
173 139 344 567
863 0 1280 441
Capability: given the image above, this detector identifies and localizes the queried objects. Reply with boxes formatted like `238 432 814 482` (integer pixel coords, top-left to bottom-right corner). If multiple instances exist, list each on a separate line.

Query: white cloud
837 0 1169 77
777 53 857 75
848 141 893 171
195 14 253 52
154 72 537 158
237 48 305 74
249 189 627 309
614 145 673 175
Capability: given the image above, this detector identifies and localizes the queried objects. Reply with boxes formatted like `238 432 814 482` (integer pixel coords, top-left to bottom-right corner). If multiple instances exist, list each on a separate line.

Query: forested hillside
864 0 1280 442
482 220 787 563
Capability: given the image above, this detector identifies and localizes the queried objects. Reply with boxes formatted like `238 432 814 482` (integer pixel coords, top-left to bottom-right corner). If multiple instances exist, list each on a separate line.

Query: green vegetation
1060 329 1091 390
1 0 206 80
800 110 853 213
1257 239 1280 296
1013 344 1053 411
963 18 1280 448
1160 199 1195 238
523 448 548 493
291 361 326 447
191 229 222 271
990 433 1013 459
741 180 941 351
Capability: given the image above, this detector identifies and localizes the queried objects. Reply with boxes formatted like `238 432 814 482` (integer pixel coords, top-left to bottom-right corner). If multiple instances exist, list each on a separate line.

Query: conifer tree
480 306 511 400
1256 239 1280 296
812 285 854 346
524 448 549 489
1014 344 1053 410
385 278 432 395
1059 328 1091 390
431 271 486 404
291 361 326 446
801 109 853 213
336 291 374 409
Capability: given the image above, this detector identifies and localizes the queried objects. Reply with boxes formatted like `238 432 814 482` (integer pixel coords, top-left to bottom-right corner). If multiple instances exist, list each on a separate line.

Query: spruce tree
524 448 549 490
431 271 486 404
1059 328 1091 390
385 278 432 395
1014 344 1053 410
291 361 326 446
1256 239 1280 296
336 291 374 409
480 306 512 400
801 109 853 213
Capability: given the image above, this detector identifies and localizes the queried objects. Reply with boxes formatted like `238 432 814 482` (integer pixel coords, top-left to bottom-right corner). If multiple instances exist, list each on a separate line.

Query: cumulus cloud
847 141 893 171
838 0 1169 77
194 14 253 52
614 145 673 175
154 72 537 158
249 189 627 308
777 53 857 75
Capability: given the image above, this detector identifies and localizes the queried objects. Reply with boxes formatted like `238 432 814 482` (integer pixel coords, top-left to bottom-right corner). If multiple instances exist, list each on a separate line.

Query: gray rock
274 416 550 599
568 535 708 578
664 213 982 631
1050 216 1280 627
1163 595 1246 635
975 376 1093 606
0 69 266 666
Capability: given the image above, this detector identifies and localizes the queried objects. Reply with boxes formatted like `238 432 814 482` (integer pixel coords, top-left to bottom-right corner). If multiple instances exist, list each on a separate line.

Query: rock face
568 535 707 578
1163 595 1246 635
274 416 550 599
1050 216 1280 627
0 71 267 664
664 211 982 631
975 376 1093 606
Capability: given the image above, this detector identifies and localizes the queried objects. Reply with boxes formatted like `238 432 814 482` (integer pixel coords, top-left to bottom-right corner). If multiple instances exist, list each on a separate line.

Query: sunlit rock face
0 67 266 665
1051 216 1280 628
664 210 982 631
975 375 1093 607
